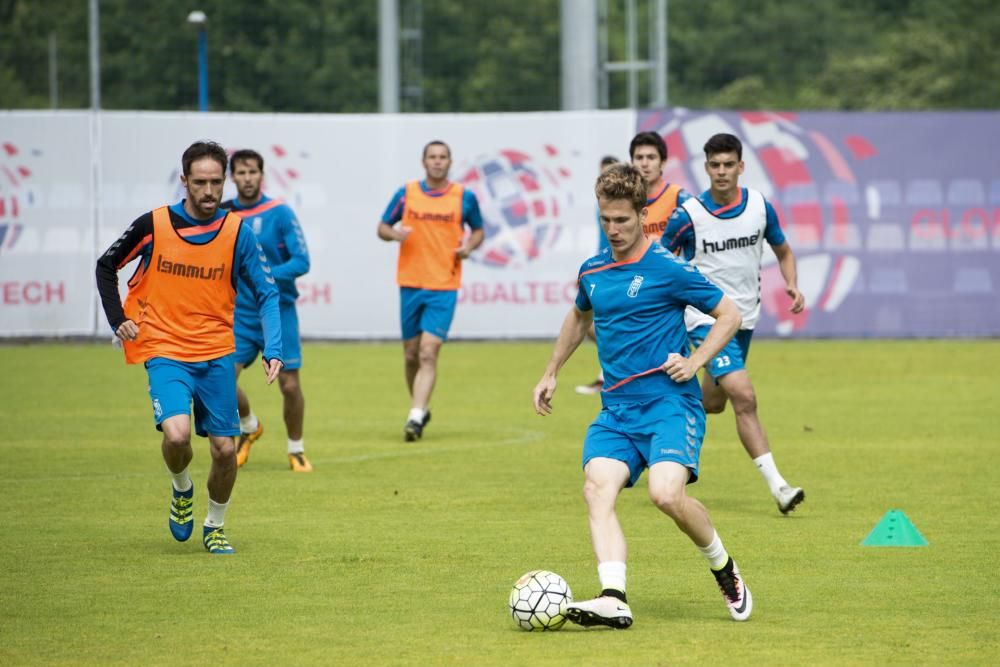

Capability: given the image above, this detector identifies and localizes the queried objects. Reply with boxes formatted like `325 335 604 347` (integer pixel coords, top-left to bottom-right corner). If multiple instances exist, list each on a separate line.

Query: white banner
2 109 636 338
0 112 96 335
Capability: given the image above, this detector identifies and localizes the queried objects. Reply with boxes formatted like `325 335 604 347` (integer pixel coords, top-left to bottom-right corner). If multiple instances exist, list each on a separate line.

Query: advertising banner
2 109 997 338
637 110 1000 337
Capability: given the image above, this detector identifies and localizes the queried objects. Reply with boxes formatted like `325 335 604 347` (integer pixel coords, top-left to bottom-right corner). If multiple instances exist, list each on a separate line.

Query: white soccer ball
508 570 573 631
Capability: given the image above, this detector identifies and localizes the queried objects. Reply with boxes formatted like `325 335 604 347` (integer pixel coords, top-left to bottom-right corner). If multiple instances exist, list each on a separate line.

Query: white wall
0 109 635 338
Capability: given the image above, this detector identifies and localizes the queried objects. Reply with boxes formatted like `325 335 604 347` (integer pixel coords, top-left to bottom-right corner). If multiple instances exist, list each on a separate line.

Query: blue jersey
222 195 310 309
662 187 785 260
381 180 484 230
575 240 724 405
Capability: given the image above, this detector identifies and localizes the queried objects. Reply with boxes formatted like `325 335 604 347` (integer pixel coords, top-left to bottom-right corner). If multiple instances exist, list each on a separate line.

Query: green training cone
861 509 928 547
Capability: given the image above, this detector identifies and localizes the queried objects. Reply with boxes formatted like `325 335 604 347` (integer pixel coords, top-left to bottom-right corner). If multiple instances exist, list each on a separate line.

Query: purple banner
637 110 1000 337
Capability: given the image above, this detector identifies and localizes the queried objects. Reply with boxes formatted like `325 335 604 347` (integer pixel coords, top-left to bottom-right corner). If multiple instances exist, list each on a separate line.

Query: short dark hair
600 155 618 168
703 133 743 160
629 131 667 161
422 140 451 159
182 141 228 176
230 148 264 173
595 163 647 214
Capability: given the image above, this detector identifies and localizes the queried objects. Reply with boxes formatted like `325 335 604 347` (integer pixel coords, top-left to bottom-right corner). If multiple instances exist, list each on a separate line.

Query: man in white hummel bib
663 133 807 515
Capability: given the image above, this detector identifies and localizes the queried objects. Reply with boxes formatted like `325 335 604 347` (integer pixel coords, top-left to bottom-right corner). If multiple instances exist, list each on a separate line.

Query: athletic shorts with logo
583 392 707 486
689 324 754 380
399 287 457 340
145 354 240 437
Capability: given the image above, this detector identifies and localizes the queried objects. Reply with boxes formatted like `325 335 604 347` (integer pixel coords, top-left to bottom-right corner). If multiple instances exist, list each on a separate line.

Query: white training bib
682 188 767 330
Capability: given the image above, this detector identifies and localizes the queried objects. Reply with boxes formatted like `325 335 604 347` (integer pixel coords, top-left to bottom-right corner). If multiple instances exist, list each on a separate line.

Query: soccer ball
508 570 573 631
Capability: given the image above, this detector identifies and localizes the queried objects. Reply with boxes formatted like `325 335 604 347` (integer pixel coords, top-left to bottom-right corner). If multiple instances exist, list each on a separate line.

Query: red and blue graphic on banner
638 110 1000 337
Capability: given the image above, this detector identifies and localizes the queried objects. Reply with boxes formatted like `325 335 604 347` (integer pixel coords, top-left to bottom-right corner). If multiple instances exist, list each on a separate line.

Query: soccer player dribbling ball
532 163 753 626
95 141 283 554
576 132 692 395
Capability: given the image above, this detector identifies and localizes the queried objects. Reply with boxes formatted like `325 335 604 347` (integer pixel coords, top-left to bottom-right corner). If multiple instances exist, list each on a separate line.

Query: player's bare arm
377 221 411 243
663 296 741 382
771 241 805 313
455 227 485 259
533 307 594 415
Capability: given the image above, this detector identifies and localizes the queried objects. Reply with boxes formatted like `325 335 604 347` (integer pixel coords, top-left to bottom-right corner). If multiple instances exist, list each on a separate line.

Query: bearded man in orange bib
96 141 283 554
377 140 484 442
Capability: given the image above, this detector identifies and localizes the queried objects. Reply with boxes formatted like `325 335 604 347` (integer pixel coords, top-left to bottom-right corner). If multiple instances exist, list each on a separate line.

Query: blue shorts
234 303 301 370
689 325 753 380
400 287 457 341
145 355 240 437
583 393 707 487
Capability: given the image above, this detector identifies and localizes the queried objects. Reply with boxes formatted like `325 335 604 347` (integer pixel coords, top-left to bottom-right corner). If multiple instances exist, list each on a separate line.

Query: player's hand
262 357 283 385
662 352 697 383
396 226 412 243
533 375 557 416
786 285 805 313
115 320 139 341
455 242 472 260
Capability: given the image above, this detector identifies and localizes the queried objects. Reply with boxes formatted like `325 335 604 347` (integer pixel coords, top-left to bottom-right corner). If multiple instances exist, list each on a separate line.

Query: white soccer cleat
775 485 805 514
565 596 633 629
711 558 752 621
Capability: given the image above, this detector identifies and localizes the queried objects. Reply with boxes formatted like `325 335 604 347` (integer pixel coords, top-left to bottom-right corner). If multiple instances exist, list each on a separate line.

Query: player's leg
647 462 752 621
279 369 311 472
202 434 237 554
146 358 196 542
193 356 241 554
233 324 265 467
716 368 804 513
566 457 633 629
646 398 751 621
404 289 456 441
278 306 311 472
400 287 423 397
689 325 729 413
405 332 443 441
279 370 304 439
402 335 421 396
565 412 640 629
694 327 803 513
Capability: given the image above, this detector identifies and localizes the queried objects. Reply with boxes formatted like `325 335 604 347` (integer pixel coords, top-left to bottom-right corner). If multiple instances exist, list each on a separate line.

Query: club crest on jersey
252 217 263 236
627 275 644 298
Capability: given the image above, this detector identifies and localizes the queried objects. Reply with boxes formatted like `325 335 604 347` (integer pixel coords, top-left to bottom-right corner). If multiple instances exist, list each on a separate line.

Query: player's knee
649 485 685 518
703 397 727 414
418 345 439 366
581 478 612 509
210 438 237 462
278 373 301 396
729 389 758 415
160 423 190 449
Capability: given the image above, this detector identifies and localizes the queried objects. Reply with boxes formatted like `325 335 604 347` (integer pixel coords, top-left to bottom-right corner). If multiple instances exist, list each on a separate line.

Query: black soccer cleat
403 419 423 442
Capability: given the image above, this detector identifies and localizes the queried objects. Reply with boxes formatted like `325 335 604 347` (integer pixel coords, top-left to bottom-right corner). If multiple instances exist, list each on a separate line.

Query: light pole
187 10 208 112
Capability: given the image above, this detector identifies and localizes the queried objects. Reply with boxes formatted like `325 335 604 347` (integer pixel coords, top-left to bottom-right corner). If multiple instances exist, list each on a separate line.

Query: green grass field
1 340 998 665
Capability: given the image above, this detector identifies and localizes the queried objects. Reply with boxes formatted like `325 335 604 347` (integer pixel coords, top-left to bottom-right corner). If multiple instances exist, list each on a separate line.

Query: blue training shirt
222 195 310 309
167 201 283 362
662 187 786 260
380 180 484 230
575 240 724 406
